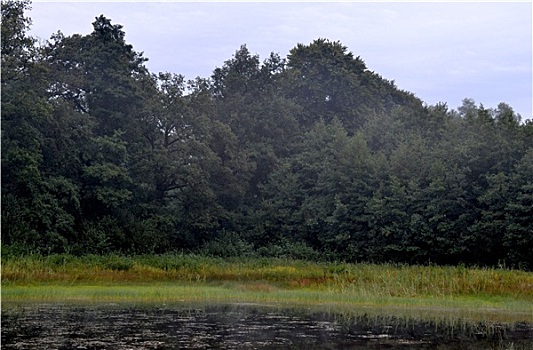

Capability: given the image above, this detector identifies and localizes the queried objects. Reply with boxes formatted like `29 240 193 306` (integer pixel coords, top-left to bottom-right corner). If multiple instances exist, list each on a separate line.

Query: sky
27 1 532 119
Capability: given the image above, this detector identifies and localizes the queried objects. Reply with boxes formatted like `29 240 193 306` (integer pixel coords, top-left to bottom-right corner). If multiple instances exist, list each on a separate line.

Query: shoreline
2 301 532 349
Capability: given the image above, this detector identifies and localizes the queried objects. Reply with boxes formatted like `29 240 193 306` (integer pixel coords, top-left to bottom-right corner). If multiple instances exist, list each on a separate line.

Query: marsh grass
2 254 532 324
3 254 532 298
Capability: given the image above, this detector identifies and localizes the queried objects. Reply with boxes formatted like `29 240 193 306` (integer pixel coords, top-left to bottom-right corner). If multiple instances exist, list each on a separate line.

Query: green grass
2 254 532 324
3 281 532 324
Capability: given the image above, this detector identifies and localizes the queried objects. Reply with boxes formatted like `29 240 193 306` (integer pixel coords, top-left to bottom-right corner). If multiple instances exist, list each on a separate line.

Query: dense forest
2 1 532 269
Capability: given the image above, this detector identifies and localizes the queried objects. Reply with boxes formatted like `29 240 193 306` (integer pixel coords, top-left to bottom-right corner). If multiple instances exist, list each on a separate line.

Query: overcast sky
27 1 532 119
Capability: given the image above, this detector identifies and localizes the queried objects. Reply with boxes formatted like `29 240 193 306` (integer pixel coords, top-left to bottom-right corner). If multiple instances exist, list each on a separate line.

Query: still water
2 303 531 349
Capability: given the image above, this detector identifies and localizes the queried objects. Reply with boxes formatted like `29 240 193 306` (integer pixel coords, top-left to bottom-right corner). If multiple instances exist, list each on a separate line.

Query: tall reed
3 254 532 301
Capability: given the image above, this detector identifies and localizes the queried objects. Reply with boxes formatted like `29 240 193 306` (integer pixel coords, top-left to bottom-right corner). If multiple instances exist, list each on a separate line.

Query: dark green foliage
1 0 35 82
284 39 423 134
2 3 531 269
201 230 254 258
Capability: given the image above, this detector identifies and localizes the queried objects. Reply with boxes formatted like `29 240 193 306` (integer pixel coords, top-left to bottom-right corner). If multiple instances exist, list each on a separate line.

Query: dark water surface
2 303 532 349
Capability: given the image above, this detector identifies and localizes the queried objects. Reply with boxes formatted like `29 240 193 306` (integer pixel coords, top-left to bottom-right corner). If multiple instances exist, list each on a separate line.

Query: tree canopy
2 2 531 269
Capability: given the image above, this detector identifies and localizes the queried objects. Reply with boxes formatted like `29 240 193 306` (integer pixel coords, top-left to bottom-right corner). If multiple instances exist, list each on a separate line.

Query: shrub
201 230 254 258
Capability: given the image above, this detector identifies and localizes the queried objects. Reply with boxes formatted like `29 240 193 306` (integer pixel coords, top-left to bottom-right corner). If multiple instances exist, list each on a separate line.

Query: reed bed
3 254 532 301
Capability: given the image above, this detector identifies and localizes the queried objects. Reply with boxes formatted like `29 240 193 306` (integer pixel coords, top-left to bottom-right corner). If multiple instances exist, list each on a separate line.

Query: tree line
2 1 532 268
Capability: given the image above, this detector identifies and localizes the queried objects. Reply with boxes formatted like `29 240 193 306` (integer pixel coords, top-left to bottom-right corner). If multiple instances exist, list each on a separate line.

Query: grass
2 253 533 325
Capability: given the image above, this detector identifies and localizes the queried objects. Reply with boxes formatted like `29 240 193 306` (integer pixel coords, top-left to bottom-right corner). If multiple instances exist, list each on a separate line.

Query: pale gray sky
28 1 532 119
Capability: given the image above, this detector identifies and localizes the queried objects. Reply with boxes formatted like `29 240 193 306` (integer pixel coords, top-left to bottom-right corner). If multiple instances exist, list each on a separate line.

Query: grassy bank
2 254 533 324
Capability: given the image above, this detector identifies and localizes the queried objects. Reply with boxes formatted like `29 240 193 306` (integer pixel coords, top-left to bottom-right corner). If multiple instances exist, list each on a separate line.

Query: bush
257 240 319 260
201 231 254 258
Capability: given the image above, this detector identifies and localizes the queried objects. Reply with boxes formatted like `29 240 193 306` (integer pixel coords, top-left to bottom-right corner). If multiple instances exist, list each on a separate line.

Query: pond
2 303 531 349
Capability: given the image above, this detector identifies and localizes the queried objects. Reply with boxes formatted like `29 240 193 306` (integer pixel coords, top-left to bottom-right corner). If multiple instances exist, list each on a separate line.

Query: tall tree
1 0 82 253
43 15 148 139
1 0 34 82
284 38 422 133
503 150 533 268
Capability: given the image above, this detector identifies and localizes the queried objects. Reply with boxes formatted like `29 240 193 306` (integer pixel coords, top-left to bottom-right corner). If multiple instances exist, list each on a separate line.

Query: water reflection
2 303 531 349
